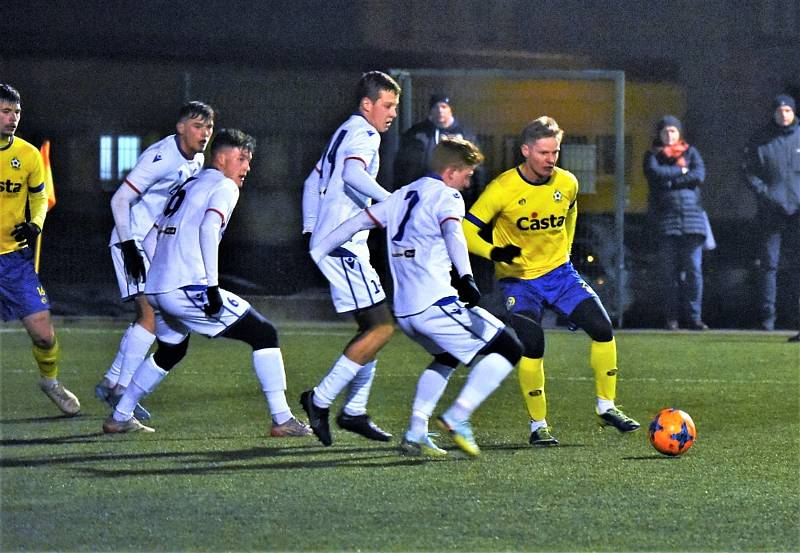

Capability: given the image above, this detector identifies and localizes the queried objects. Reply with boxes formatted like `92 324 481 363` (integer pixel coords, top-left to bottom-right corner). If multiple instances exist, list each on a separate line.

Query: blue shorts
499 261 598 320
0 249 51 321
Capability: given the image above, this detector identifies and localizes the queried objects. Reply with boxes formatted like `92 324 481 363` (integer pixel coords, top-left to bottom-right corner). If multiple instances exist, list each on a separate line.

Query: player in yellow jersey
463 116 639 446
0 83 80 416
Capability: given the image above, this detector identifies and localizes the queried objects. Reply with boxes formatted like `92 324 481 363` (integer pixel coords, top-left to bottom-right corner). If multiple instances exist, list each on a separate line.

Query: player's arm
301 164 322 236
742 141 767 197
565 199 577 255
462 191 521 264
442 218 480 308
11 157 46 247
342 158 391 202
309 209 382 264
110 182 147 282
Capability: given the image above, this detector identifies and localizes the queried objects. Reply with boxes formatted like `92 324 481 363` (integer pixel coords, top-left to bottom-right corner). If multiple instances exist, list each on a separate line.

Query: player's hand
10 222 41 248
490 244 522 264
203 285 223 316
120 239 147 283
455 274 481 308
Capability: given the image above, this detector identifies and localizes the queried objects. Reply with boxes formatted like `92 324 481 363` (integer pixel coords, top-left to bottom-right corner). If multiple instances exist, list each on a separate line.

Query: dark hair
210 128 255 157
430 137 484 172
179 101 215 123
355 71 401 105
0 84 21 105
521 116 563 144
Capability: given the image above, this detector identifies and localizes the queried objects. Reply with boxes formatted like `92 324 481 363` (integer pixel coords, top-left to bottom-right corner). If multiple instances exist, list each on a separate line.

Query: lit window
99 135 141 180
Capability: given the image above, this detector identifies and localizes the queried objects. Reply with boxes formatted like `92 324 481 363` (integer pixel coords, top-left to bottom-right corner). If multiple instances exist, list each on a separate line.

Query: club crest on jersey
553 190 563 202
10 157 20 169
152 154 163 162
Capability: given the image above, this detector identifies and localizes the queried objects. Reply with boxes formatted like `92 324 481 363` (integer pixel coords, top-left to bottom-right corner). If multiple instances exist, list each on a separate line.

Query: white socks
444 353 513 423
117 324 156 390
596 398 615 415
253 348 292 425
113 355 166 421
341 360 376 416
103 324 132 384
314 354 362 409
408 362 453 438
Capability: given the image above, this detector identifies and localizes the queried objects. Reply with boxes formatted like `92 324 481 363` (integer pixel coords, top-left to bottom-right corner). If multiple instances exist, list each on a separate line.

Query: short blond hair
521 116 563 144
430 137 484 172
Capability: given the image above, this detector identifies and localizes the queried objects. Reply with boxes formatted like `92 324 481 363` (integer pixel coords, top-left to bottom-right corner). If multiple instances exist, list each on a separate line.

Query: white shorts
396 298 505 365
110 242 150 300
316 249 386 313
146 286 251 344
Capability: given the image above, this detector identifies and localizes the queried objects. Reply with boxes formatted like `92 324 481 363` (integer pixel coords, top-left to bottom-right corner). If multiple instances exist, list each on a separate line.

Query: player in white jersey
299 71 401 446
311 138 523 457
95 102 214 420
103 129 311 438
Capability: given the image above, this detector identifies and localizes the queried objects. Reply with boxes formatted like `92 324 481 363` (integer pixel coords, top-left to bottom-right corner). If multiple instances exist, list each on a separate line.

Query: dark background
1 0 798 328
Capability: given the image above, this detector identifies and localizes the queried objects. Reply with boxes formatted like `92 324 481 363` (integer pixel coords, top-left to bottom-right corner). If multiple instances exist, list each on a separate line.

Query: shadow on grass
0 414 85 424
0 432 105 447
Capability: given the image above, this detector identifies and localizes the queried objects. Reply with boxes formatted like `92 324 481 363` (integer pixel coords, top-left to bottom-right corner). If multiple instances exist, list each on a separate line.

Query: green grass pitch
1 320 798 552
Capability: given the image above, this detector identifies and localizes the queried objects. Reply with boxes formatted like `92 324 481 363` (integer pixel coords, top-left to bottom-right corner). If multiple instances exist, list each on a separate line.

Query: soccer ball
648 408 696 456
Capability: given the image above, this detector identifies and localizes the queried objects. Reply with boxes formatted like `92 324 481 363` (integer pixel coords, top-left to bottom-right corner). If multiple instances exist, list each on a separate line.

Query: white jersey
366 176 466 316
109 134 204 246
145 168 239 294
306 114 381 257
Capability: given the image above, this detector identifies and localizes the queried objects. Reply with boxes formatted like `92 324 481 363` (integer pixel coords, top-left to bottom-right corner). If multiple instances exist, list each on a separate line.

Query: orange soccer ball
648 408 696 456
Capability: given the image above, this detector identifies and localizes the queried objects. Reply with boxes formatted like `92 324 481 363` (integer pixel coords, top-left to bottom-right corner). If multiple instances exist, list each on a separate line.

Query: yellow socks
33 336 60 380
590 338 617 401
518 356 546 421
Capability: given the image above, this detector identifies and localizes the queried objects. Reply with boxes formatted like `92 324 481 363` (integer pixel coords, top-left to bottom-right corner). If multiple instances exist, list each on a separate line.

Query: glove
455 274 481 308
11 222 41 248
490 244 522 264
203 285 223 316
120 239 147 283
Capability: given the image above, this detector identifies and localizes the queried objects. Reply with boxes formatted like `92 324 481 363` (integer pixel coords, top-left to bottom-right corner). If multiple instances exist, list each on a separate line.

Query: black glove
490 244 522 264
120 239 146 283
455 274 481 308
11 222 41 248
203 285 223 316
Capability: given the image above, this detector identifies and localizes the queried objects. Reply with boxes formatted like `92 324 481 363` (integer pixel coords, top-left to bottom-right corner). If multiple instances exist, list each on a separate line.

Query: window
99 135 141 180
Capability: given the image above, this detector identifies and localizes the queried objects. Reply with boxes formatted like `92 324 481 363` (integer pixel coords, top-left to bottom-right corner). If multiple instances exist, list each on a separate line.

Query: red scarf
656 140 689 168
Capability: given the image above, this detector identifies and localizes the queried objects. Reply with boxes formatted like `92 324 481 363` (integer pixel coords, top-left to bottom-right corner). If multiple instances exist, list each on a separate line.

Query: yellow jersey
464 165 578 279
0 136 47 255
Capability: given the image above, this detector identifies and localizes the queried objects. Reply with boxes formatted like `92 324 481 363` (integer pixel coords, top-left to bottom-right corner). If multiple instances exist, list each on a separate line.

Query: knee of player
370 321 395 344
510 313 544 358
153 337 190 371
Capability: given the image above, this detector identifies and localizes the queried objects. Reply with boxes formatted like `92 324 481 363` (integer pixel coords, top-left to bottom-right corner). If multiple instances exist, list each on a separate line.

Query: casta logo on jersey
516 212 566 231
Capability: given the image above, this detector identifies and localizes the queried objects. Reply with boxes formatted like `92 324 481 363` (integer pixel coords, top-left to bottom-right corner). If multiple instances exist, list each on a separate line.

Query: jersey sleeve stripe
206 208 226 226
464 212 487 228
344 156 367 168
365 207 384 229
28 182 45 193
124 179 142 194
439 216 461 227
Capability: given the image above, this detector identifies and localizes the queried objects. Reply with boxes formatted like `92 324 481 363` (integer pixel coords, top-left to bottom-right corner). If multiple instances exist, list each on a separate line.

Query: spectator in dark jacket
394 93 484 203
644 115 710 330
743 93 800 331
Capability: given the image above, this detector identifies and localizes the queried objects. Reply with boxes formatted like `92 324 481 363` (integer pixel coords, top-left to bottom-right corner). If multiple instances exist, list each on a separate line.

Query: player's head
428 93 454 129
356 71 401 133
520 116 562 181
656 115 682 146
432 137 484 191
772 93 796 127
0 84 22 140
176 101 215 156
210 128 256 188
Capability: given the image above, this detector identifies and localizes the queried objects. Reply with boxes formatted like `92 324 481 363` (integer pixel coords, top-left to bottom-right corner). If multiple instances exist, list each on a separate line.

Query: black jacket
744 119 800 216
643 144 708 237
394 118 482 188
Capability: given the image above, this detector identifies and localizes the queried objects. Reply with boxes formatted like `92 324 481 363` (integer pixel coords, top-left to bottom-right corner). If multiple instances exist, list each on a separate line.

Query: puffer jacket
644 144 708 236
743 119 800 216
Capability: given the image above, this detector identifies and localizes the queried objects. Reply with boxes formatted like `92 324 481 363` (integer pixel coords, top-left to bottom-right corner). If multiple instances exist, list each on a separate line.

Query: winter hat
429 93 451 110
656 115 683 135
772 94 796 112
